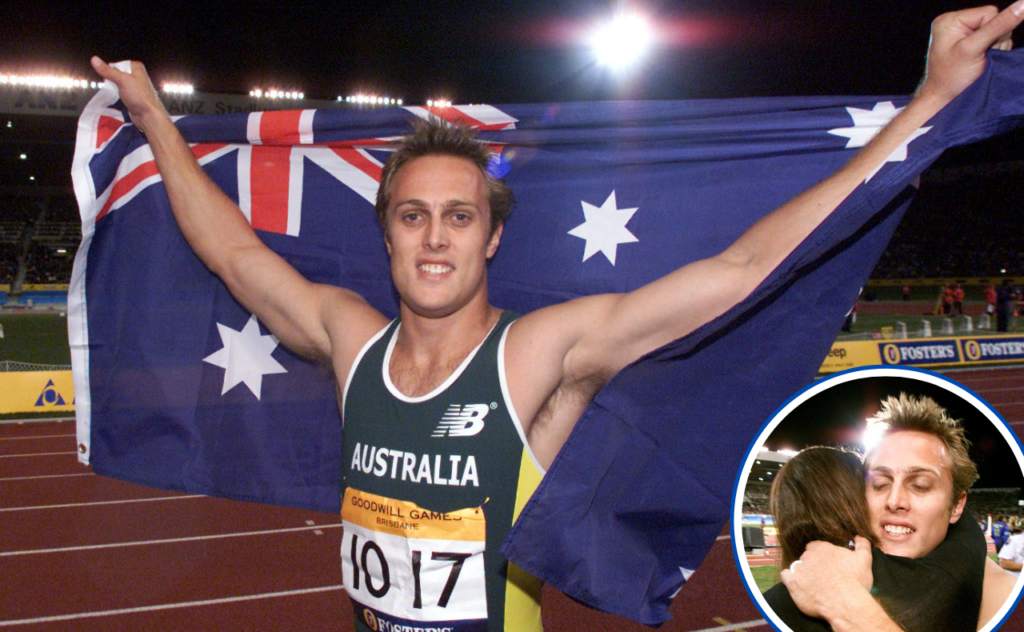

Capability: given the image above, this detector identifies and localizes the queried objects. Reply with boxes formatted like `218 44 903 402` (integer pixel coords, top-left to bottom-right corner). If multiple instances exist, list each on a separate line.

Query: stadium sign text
820 335 1024 373
0 86 344 118
881 341 959 365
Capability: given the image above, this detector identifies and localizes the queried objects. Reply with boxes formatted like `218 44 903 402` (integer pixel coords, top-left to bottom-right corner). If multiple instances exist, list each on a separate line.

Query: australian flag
70 53 1024 625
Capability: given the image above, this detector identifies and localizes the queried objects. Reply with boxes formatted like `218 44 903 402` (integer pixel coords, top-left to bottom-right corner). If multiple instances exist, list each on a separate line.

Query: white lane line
0 585 344 627
0 524 342 557
716 535 731 541
0 473 94 482
0 451 77 458
695 620 769 632
945 367 1024 377
1 495 205 512
0 434 76 441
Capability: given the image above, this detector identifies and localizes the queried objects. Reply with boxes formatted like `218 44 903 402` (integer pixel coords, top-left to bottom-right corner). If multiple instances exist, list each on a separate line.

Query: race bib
341 488 488 632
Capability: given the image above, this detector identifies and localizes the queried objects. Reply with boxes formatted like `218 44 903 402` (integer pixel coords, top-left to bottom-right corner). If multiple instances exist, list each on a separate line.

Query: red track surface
2 367 1022 630
0 430 763 631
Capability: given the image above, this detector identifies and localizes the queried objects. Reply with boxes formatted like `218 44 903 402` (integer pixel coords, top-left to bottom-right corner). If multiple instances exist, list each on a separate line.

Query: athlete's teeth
420 264 452 274
884 525 913 535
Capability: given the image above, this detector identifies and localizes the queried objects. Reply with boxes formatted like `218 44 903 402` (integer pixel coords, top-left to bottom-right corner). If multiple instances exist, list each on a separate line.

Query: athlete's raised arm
507 4 1024 466
90 58 387 374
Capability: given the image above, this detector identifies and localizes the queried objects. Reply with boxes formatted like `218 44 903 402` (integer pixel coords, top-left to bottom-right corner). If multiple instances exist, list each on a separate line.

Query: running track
2 367 1022 630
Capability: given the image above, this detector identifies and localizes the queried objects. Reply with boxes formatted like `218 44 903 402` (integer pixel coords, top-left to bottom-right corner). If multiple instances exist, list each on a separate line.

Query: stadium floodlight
161 82 194 95
590 12 653 72
0 73 93 90
250 88 302 101
860 419 887 455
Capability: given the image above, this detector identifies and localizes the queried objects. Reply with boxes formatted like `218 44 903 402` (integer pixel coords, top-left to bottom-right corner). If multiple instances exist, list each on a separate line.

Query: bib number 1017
340 526 488 621
349 534 471 608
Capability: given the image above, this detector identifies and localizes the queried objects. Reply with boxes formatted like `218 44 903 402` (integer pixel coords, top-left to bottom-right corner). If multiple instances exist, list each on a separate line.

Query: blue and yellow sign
0 371 75 414
820 335 1024 373
879 340 959 366
961 337 1024 363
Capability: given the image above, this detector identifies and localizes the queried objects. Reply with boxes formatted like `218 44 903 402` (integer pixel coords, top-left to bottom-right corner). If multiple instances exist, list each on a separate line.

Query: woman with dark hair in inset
770 447 877 571
763 446 986 632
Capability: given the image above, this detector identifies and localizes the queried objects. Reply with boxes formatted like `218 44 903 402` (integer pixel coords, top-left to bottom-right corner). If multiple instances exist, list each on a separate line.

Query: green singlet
341 311 544 632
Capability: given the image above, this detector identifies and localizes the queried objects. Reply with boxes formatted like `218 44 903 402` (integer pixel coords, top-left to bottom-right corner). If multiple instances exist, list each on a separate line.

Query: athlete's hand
780 536 874 620
917 2 1024 105
90 57 169 135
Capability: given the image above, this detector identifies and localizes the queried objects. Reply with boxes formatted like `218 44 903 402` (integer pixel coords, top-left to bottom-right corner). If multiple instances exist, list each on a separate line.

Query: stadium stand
0 191 78 295
966 488 1023 526
872 164 1024 279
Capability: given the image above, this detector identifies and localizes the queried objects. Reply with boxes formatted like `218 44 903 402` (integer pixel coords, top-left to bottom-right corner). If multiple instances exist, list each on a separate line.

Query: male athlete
780 395 1018 631
92 4 1024 630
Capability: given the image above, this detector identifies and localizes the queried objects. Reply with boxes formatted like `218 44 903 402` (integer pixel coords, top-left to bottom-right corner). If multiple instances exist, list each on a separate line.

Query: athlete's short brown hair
375 118 513 236
865 393 979 510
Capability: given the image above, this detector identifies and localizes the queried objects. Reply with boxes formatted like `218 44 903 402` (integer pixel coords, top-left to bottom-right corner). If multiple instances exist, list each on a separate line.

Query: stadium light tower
590 11 654 72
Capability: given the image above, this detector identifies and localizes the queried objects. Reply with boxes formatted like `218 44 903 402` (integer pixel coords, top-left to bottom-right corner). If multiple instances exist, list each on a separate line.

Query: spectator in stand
997 518 1024 577
902 284 911 301
984 283 997 318
943 284 955 315
996 280 1017 332
953 283 965 316
992 514 1010 553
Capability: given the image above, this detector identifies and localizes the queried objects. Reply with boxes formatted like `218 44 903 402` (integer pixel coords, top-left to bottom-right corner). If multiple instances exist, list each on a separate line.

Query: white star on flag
670 567 697 598
203 314 287 399
567 191 639 265
827 101 931 181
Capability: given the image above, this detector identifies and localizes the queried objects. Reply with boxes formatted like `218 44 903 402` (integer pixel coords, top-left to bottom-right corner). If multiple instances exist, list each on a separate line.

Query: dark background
0 0 1000 103
762 372 1024 491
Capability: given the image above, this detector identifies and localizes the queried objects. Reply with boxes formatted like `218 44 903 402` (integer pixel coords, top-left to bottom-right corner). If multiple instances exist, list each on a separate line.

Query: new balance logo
432 404 490 437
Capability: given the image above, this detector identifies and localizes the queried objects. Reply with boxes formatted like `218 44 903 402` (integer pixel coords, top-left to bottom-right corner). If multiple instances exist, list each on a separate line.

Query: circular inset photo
733 366 1024 632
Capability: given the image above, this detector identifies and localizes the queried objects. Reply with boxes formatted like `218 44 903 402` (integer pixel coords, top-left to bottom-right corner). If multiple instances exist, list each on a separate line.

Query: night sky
0 0 995 104
7 1 1024 191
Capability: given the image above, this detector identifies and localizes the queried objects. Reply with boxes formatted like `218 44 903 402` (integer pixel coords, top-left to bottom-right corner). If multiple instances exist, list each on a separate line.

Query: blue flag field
70 53 1024 624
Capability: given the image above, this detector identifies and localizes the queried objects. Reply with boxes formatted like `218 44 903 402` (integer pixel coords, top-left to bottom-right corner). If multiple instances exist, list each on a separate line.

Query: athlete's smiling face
385 155 502 318
865 430 966 559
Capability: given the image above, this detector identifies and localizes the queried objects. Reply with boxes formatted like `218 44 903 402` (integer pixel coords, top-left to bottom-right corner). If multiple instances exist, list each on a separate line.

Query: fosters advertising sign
820 336 1024 373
